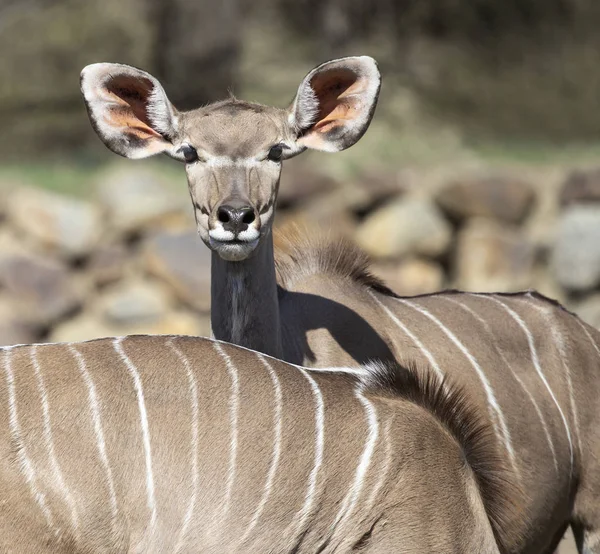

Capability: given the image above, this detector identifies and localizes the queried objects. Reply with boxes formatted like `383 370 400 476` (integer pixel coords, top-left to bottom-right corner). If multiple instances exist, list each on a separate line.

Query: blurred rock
352 171 409 214
0 182 12 220
49 309 209 343
276 197 356 241
96 167 188 234
48 314 120 344
0 227 31 256
94 279 174 326
143 230 211 312
551 205 600 292
355 198 452 259
7 187 102 257
87 244 130 287
572 294 600 329
0 253 84 326
455 219 535 292
436 175 535 224
277 167 338 208
146 311 211 338
0 296 37 347
372 258 444 296
560 168 600 206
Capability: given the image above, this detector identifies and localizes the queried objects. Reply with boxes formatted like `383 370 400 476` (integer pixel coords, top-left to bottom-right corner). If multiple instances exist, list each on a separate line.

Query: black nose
217 204 256 235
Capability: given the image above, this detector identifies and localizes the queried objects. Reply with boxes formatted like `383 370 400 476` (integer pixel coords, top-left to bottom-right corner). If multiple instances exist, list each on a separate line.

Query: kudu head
81 57 380 261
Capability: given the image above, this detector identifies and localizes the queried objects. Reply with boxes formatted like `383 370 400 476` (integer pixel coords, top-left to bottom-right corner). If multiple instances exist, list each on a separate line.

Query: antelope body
80 58 600 553
0 336 511 553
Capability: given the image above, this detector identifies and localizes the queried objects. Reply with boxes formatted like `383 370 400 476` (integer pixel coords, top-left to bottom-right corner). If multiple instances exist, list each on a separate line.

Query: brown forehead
179 100 289 158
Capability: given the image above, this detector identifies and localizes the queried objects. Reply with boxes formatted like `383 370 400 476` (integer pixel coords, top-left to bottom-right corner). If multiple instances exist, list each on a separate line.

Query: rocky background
1 160 600 349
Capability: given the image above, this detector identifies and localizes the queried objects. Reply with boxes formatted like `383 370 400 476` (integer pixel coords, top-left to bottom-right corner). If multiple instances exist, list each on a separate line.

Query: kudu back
80 58 600 552
0 337 512 553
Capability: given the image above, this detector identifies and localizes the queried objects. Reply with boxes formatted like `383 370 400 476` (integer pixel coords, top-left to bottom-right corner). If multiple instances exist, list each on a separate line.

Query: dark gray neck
210 232 283 358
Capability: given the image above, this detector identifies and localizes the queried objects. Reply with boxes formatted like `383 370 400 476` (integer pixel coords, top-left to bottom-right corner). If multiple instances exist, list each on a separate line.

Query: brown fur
361 360 525 554
0 336 503 553
275 230 396 297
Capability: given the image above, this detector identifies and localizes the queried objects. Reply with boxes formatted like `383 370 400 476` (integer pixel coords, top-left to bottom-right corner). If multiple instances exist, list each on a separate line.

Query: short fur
275 230 396 297
361 360 525 554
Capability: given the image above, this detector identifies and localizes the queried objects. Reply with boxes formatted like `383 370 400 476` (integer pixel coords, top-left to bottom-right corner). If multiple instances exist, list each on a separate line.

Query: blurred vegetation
2 0 600 174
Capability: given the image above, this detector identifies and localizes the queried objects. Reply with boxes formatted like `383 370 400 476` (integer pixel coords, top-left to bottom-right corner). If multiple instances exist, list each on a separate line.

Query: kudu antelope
0 337 514 553
80 58 600 553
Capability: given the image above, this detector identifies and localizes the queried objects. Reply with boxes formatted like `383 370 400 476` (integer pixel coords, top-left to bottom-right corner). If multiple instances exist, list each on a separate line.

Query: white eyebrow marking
239 353 283 546
328 387 379 544
31 346 80 537
213 342 240 522
169 339 200 553
367 290 444 379
395 297 519 478
204 156 264 168
286 367 325 544
2 348 54 529
113 338 157 535
480 295 573 476
69 344 119 526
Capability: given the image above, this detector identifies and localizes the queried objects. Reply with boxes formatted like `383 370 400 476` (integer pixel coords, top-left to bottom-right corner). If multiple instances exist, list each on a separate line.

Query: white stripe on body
2 348 55 530
284 367 325 546
325 387 379 549
113 338 157 542
522 298 582 466
168 340 200 553
442 295 558 476
212 342 240 525
394 297 519 477
363 417 394 514
239 353 284 546
366 290 444 379
30 346 80 538
68 345 119 529
480 295 574 476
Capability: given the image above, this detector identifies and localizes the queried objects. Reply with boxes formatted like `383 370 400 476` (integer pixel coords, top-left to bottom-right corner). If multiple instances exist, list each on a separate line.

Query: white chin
210 239 259 261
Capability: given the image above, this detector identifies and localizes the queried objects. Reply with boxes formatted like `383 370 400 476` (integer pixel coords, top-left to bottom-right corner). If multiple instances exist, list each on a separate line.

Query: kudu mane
275 231 396 296
361 360 524 554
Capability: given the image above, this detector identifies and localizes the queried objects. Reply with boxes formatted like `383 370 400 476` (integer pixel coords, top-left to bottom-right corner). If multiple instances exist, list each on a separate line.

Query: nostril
242 210 255 225
217 207 231 224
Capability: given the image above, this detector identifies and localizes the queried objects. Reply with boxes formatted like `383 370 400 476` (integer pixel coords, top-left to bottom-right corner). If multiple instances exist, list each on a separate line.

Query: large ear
288 56 381 153
80 63 179 159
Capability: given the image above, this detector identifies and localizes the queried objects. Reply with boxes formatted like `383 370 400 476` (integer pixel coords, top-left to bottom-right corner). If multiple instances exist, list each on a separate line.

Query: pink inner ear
309 68 368 133
104 75 162 139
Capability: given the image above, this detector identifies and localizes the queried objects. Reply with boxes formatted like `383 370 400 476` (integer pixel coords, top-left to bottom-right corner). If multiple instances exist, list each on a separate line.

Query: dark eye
180 144 199 163
268 144 283 162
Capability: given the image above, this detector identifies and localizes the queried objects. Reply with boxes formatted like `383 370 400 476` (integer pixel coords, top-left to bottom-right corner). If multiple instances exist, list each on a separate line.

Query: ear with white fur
288 56 381 153
80 63 179 159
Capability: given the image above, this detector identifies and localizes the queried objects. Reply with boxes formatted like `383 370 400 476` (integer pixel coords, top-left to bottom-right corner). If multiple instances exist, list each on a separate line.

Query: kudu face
81 57 381 261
